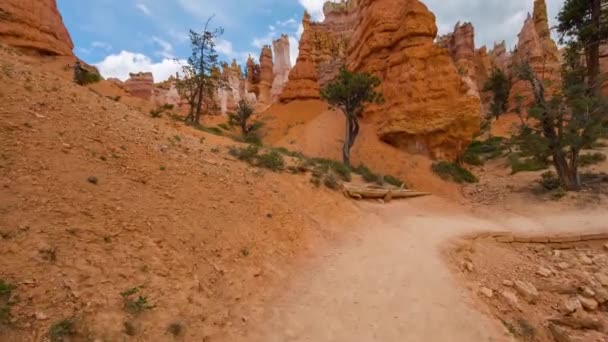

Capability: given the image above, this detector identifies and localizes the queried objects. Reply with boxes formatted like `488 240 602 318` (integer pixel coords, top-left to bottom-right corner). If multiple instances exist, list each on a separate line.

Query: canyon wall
0 0 74 56
346 0 481 160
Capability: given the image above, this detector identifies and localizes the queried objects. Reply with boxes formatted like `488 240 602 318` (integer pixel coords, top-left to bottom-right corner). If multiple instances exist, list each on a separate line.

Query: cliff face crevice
0 0 73 56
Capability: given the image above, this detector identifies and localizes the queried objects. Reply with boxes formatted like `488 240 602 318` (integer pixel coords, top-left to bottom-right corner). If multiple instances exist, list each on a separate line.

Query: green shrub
0 280 14 324
49 319 76 342
508 154 548 174
462 137 506 166
256 151 285 171
579 152 607 167
76 70 102 85
323 173 340 190
229 145 259 162
120 288 153 314
271 147 305 159
218 123 230 131
432 161 478 183
539 171 561 190
310 158 352 181
191 124 224 136
383 175 406 188
352 164 381 183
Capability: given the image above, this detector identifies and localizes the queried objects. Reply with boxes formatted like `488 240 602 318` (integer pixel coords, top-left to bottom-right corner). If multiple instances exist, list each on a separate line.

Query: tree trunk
553 151 581 191
342 115 351 166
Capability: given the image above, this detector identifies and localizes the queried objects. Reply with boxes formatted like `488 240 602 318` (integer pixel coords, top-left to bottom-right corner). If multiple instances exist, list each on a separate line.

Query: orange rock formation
0 0 74 56
271 35 291 102
438 22 492 102
346 0 481 160
279 12 321 102
509 0 561 109
124 72 154 101
258 45 274 105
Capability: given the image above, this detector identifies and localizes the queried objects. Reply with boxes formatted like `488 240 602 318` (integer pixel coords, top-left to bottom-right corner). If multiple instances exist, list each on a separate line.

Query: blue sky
57 0 564 82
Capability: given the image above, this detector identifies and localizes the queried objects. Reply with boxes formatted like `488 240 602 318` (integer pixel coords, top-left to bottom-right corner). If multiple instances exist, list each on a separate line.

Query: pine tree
177 17 225 125
320 68 383 166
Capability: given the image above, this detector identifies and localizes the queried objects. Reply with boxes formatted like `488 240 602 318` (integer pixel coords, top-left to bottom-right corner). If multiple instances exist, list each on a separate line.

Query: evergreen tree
177 17 225 125
557 0 608 93
320 68 383 166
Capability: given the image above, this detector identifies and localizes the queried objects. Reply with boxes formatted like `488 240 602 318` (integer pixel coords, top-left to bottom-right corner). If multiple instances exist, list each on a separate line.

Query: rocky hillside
0 45 359 341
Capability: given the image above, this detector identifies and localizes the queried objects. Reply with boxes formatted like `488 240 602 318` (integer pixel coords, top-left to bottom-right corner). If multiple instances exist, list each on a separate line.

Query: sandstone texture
218 60 245 115
258 45 274 105
0 0 74 56
346 0 481 160
438 22 492 102
280 12 321 102
124 72 154 101
271 35 291 102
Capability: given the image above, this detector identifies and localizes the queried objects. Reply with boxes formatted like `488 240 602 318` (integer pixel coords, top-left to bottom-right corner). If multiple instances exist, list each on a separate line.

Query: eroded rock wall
0 0 74 56
280 12 321 102
258 45 274 105
347 0 481 160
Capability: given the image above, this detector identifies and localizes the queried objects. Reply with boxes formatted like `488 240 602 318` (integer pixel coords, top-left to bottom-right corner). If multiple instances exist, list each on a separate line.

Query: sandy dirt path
241 198 511 341
240 197 608 342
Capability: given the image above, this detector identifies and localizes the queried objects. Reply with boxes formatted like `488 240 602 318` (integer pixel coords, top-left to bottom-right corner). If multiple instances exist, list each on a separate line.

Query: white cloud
288 35 299 67
95 51 185 82
216 38 234 56
151 36 174 58
269 25 276 31
136 3 151 16
91 41 112 51
277 18 298 27
298 0 339 21
251 31 277 49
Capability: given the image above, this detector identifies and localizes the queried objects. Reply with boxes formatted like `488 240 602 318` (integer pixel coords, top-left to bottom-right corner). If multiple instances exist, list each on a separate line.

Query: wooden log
343 184 430 199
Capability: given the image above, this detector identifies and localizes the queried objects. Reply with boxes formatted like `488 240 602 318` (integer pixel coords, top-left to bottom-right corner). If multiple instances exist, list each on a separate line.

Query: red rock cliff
347 0 481 160
0 0 73 56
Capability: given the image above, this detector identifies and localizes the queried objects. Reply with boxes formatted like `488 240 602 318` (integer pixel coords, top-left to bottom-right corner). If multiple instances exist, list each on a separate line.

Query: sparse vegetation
49 319 76 342
256 150 285 171
229 145 284 171
508 154 548 174
121 287 154 314
0 279 15 325
75 69 102 85
462 137 506 166
579 152 606 167
323 173 340 190
150 103 175 118
432 161 478 183
167 322 183 337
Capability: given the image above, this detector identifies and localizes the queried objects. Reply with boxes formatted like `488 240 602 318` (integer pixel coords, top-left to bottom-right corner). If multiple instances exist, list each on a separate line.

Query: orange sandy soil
0 45 361 341
260 100 462 199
